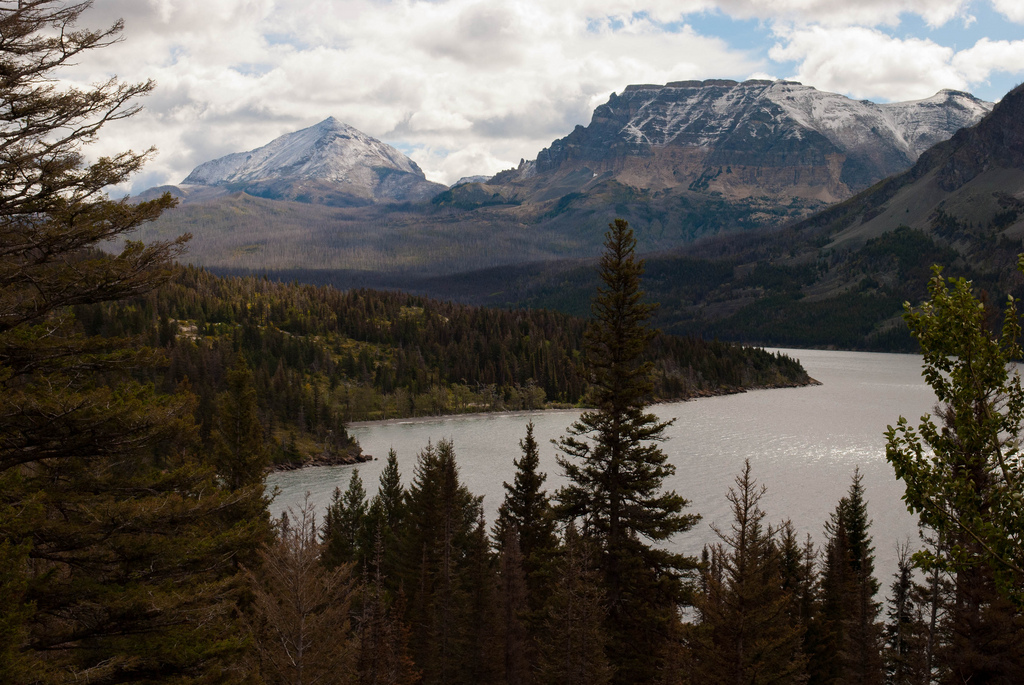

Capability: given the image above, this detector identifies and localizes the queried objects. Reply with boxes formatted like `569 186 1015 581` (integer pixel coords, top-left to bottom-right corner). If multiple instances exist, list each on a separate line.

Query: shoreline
346 377 820 430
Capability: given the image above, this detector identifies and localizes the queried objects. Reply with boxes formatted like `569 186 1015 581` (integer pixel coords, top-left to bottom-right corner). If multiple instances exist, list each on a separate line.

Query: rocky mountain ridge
487 79 991 206
444 83 1024 351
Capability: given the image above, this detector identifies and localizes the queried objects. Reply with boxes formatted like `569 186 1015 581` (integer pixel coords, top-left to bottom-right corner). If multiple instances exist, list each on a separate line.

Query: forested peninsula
81 264 811 467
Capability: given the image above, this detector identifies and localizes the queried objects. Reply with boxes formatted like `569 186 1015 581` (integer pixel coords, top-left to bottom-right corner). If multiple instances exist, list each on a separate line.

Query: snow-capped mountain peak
503 79 992 204
180 118 445 205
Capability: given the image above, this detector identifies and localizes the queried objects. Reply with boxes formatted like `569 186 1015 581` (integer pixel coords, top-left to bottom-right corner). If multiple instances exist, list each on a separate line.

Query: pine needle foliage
555 219 700 682
685 461 806 685
0 2 266 681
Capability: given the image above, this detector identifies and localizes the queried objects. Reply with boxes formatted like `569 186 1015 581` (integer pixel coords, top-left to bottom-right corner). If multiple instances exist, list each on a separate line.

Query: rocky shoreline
268 447 373 472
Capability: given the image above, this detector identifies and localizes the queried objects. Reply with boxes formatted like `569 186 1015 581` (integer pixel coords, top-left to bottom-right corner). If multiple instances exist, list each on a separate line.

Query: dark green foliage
685 461 806 685
493 424 556 685
464 512 504 685
778 521 820 669
495 421 558 603
706 290 909 350
400 439 491 685
210 358 271 490
555 219 700 683
0 3 267 680
362 449 407 588
858 225 961 283
323 469 369 570
86 263 810 469
536 523 613 685
812 470 883 685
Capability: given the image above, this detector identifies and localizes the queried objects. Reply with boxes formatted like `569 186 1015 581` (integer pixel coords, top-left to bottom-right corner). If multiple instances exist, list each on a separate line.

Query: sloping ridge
790 82 1024 245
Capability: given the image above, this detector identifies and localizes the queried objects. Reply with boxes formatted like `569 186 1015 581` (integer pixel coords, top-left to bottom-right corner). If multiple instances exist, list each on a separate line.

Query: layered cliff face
493 80 991 205
176 117 447 206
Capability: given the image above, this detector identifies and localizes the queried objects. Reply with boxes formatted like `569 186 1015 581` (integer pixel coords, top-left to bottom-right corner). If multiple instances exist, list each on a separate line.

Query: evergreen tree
779 521 820 670
465 511 503 685
883 542 929 685
400 439 483 685
554 219 700 683
496 421 556 559
323 469 369 569
377 448 406 529
210 358 270 490
536 523 613 685
0 2 265 679
496 421 557 611
684 461 806 685
813 470 884 685
363 449 406 588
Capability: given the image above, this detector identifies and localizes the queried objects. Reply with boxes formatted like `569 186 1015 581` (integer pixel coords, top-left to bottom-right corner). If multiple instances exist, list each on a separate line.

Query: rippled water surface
269 348 938 583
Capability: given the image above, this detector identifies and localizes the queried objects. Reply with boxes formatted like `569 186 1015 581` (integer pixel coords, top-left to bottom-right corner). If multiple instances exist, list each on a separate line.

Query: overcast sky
71 0 1024 192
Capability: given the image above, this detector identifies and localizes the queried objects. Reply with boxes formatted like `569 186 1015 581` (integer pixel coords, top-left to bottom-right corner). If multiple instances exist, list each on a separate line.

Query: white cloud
714 0 967 27
62 0 1015 191
769 25 1024 103
991 0 1024 23
75 0 762 188
953 38 1024 82
770 26 966 101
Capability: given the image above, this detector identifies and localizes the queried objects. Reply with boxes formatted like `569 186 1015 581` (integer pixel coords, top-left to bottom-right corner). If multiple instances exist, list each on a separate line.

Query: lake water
269 348 939 586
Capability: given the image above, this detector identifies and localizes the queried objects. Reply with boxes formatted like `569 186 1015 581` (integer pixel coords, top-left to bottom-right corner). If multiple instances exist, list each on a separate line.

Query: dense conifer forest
76 264 810 466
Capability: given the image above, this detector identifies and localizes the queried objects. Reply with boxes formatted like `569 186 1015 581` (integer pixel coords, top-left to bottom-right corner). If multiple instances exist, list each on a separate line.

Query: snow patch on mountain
614 80 991 162
184 117 425 186
179 118 447 205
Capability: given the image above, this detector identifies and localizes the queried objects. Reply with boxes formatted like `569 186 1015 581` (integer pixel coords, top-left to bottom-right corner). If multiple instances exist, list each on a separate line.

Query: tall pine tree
812 470 883 685
496 421 557 611
323 469 369 570
400 439 486 685
555 219 699 683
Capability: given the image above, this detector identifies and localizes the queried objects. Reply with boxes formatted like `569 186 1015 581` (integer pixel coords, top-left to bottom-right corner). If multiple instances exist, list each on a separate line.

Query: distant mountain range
477 79 990 205
416 83 1024 351
126 78 1024 350
133 79 991 281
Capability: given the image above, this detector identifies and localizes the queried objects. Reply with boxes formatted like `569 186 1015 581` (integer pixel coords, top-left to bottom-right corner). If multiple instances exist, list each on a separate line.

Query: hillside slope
392 83 1024 350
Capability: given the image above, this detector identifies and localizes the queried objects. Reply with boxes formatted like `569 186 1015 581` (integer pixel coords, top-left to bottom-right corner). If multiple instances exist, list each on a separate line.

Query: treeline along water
270 348 937 583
